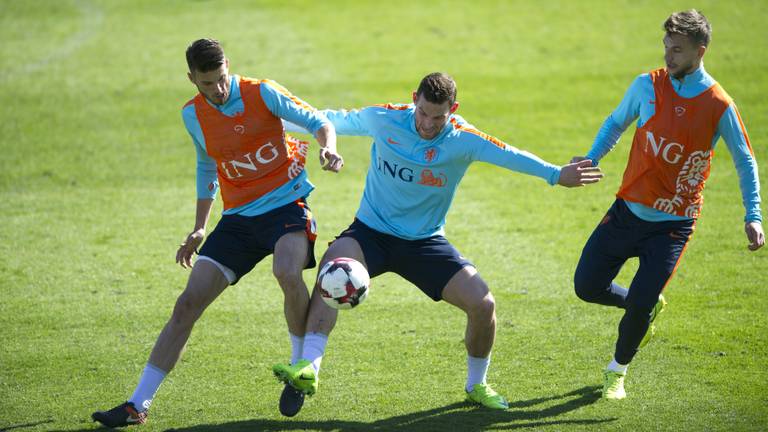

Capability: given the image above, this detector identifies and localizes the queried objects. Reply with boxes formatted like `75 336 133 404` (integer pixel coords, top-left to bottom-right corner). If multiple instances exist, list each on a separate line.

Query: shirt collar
205 74 240 111
669 63 707 90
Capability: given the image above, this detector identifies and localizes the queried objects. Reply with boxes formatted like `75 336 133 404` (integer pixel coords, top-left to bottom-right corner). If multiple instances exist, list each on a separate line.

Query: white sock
609 282 629 300
302 332 328 374
128 363 167 412
289 333 304 365
466 355 491 392
607 358 628 374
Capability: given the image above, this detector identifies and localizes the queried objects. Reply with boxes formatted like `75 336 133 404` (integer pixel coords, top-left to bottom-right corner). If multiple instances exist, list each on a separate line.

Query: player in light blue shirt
273 72 603 413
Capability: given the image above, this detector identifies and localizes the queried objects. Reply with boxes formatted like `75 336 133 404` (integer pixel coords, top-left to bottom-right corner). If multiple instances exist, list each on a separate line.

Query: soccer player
91 38 343 427
272 72 603 416
571 10 763 400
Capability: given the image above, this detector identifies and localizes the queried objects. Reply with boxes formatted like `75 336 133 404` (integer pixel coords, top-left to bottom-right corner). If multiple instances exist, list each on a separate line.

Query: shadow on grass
0 420 53 431
61 385 613 432
163 385 612 432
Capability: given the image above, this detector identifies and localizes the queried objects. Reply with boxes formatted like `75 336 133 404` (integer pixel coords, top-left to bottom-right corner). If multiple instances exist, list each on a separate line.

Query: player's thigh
273 230 310 276
575 213 632 292
393 235 473 301
177 259 230 313
321 236 367 270
442 266 493 313
628 225 693 310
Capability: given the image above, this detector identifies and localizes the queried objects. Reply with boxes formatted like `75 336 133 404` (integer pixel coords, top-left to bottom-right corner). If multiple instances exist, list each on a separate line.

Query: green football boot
272 359 318 395
639 294 667 349
466 383 509 410
602 369 627 400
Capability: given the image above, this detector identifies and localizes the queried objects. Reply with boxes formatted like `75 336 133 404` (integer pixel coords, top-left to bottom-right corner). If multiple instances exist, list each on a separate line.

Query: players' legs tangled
273 236 367 415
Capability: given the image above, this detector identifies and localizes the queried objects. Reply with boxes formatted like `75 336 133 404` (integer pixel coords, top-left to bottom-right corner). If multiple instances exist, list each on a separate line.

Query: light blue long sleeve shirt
586 65 761 223
181 75 330 216
321 104 561 239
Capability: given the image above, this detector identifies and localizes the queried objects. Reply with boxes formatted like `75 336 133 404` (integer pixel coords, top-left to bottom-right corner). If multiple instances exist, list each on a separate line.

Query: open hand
558 159 603 187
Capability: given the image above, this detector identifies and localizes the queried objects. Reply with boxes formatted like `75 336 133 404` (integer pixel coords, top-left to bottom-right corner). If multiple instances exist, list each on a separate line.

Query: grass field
1 0 766 431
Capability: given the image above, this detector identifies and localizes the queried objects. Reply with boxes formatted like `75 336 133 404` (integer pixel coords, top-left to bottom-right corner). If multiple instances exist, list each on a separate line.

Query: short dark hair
186 38 226 73
416 72 457 105
663 9 712 47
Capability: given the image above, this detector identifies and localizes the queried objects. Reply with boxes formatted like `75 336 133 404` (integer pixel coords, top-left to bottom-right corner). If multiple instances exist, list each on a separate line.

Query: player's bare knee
481 292 496 318
273 265 304 292
466 291 495 319
171 293 204 327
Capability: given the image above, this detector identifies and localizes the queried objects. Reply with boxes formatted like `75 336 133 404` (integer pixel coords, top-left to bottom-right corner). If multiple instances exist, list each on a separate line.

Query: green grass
1 0 766 431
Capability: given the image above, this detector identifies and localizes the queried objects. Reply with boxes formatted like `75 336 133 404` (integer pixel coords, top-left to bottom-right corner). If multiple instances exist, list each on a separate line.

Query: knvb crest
674 106 686 117
423 147 439 163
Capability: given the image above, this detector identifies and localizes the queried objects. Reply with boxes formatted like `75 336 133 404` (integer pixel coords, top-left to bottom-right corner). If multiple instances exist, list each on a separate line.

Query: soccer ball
317 257 370 310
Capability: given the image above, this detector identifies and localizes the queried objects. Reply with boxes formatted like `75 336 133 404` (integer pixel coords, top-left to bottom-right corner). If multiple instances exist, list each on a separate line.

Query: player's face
413 93 459 140
188 60 230 105
663 33 705 80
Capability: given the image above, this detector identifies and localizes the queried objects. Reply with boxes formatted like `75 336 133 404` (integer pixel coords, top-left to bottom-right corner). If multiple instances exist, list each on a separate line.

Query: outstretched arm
460 122 603 187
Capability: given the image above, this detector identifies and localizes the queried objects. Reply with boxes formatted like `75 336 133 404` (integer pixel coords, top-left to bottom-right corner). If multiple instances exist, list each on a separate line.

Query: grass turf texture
0 0 766 431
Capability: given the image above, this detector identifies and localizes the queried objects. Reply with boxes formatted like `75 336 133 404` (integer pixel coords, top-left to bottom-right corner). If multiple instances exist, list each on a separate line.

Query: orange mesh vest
191 77 308 210
616 68 732 218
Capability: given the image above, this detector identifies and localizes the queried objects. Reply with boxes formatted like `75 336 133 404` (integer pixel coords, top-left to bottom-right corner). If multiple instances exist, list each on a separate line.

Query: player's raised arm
259 79 343 173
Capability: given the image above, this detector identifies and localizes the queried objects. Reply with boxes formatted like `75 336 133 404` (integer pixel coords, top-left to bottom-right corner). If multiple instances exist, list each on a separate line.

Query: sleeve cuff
548 167 562 186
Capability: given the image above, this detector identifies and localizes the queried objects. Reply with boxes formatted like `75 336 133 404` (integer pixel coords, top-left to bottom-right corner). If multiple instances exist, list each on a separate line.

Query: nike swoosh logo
387 137 400 145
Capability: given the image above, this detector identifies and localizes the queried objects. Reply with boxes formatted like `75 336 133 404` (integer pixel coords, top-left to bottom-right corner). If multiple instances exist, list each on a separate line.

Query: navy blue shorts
335 219 473 301
198 199 317 284
575 199 695 308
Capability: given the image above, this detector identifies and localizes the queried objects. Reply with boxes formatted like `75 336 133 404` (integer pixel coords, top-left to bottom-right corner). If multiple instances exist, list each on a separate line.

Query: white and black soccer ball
317 257 370 310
